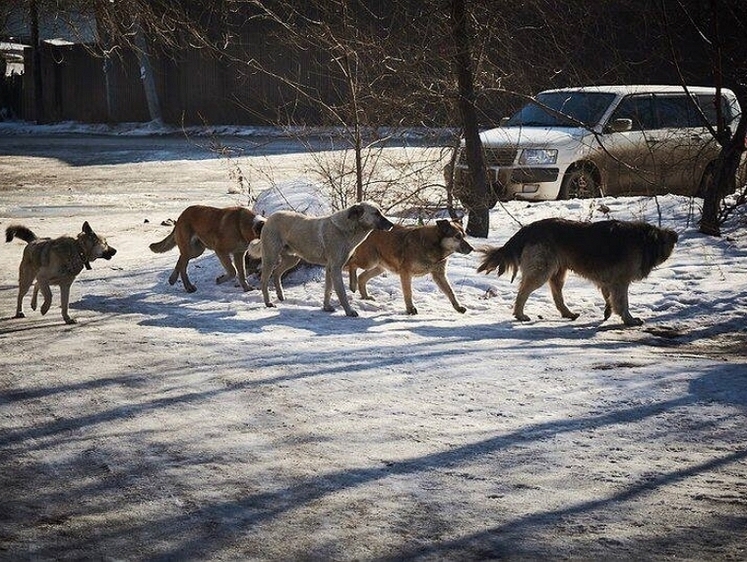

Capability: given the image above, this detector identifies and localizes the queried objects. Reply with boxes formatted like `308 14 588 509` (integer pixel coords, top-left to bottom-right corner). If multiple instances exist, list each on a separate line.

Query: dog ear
436 219 452 235
82 221 92 234
348 204 364 220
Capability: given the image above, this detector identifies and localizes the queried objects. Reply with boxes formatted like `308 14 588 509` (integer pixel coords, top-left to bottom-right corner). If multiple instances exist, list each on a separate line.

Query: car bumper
453 165 562 201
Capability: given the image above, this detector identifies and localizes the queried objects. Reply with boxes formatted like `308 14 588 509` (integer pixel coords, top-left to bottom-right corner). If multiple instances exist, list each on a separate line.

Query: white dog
260 202 394 317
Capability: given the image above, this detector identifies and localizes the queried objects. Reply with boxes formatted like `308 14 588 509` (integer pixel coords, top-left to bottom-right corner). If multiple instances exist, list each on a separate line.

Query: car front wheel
559 167 600 199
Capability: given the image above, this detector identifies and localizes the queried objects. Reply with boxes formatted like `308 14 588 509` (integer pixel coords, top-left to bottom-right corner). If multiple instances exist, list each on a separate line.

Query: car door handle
646 138 660 145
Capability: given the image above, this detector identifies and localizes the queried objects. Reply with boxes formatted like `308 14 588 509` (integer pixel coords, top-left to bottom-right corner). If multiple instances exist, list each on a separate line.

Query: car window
695 94 737 126
654 95 693 128
506 92 616 128
611 94 656 131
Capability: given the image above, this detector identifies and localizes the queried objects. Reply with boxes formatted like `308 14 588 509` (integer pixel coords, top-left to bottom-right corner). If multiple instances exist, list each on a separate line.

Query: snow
0 122 746 560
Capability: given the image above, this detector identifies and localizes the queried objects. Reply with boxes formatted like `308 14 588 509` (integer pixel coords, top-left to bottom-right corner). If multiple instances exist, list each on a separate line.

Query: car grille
457 147 518 167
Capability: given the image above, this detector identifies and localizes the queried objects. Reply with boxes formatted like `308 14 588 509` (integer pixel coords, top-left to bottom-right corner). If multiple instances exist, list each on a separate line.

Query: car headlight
519 148 558 165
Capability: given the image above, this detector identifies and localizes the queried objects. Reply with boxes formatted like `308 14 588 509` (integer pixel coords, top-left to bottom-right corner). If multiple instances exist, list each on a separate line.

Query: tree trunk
700 110 747 236
450 0 490 238
30 0 44 124
134 19 163 123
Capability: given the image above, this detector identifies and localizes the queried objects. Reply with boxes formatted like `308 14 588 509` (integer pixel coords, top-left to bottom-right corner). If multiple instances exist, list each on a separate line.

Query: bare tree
684 0 747 236
449 0 490 237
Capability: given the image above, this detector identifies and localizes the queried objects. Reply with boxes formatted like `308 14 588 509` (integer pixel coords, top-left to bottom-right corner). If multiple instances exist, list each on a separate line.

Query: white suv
448 85 742 201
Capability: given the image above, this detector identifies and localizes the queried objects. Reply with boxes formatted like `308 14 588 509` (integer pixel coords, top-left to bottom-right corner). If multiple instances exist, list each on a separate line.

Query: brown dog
478 218 678 326
6 222 117 325
150 205 265 293
347 219 473 314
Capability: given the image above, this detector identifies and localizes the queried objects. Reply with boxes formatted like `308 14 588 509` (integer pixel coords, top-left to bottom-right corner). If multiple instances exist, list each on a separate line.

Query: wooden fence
19 36 344 125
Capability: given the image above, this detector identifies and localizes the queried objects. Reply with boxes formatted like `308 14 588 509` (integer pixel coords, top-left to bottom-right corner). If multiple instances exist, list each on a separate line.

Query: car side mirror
500 116 511 127
607 118 633 133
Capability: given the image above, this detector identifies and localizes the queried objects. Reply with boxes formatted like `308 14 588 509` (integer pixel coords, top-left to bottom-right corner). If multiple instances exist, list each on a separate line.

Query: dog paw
624 317 643 327
64 317 77 325
406 307 418 315
185 285 197 293
455 305 467 313
345 309 359 318
323 305 336 313
13 312 25 319
515 314 531 322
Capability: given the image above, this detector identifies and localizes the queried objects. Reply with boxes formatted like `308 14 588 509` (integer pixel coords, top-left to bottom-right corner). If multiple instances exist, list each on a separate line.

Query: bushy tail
478 247 517 281
149 229 177 253
477 231 528 282
5 225 37 244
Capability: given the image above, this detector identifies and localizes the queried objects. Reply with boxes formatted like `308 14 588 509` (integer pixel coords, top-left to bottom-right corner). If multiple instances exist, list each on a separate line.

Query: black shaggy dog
478 218 678 326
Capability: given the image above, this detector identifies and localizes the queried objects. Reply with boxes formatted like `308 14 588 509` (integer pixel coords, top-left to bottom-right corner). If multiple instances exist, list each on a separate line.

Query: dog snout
378 215 395 231
459 239 474 254
104 247 117 259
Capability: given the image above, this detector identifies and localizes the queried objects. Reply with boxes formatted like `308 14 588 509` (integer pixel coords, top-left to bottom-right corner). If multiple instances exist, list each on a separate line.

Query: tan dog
150 205 265 293
347 219 473 314
6 222 117 325
260 202 394 317
478 218 678 326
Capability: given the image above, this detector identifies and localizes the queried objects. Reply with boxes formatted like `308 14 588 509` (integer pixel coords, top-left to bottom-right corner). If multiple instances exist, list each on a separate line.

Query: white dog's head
347 202 394 232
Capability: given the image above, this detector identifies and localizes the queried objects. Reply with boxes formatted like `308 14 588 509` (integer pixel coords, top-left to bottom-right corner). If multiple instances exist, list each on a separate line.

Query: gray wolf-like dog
347 219 473 314
260 202 394 317
477 218 677 326
6 222 117 325
149 205 265 293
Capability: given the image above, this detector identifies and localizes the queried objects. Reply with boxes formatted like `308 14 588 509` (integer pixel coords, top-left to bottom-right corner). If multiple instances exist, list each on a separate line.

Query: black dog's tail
477 228 532 282
5 225 38 244
478 246 519 281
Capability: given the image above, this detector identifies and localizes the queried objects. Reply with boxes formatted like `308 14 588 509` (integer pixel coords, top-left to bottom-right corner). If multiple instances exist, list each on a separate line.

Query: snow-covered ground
0 125 745 561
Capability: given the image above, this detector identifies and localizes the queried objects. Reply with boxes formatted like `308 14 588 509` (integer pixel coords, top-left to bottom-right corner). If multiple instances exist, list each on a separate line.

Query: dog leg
233 251 252 291
59 281 76 324
175 254 197 293
601 286 612 320
37 281 53 316
549 268 579 320
609 283 642 326
431 263 466 313
400 272 418 315
274 254 301 302
323 266 335 312
348 266 358 293
14 266 36 319
31 282 39 310
327 263 358 317
514 269 548 322
357 266 384 300
260 252 279 308
215 252 237 285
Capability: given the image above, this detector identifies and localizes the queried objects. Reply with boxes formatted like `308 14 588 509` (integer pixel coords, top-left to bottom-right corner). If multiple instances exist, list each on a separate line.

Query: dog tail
478 246 519 281
149 229 177 253
246 239 262 260
477 229 530 282
253 216 265 237
5 225 37 244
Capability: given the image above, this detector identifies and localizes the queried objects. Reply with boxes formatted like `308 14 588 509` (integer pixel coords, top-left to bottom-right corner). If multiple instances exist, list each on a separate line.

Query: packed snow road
1 129 746 561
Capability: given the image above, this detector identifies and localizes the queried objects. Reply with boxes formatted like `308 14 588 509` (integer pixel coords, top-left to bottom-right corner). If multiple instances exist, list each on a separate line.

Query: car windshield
505 92 616 128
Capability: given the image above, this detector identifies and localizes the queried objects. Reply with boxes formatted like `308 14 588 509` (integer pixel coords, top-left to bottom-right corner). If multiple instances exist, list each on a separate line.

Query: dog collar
76 243 92 270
